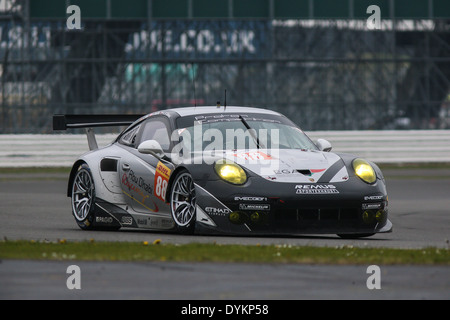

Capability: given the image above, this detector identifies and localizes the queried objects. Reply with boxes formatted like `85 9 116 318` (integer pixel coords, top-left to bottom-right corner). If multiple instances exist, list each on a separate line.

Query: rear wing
53 114 145 150
53 114 145 130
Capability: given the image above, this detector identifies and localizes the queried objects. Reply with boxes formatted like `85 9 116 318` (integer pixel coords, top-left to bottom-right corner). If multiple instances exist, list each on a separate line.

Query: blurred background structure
1 0 450 133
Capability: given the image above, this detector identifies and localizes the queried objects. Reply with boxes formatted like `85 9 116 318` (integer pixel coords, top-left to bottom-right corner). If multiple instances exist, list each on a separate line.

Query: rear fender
67 160 87 197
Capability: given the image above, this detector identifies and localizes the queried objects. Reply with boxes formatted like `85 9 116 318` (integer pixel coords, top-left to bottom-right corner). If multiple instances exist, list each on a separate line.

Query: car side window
139 119 171 151
119 125 141 147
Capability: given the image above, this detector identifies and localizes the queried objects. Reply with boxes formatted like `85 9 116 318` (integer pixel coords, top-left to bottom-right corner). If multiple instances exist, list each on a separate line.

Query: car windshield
176 113 318 151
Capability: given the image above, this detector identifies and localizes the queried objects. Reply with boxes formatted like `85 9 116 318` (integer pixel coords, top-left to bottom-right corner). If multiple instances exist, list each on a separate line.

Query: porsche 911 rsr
53 106 392 238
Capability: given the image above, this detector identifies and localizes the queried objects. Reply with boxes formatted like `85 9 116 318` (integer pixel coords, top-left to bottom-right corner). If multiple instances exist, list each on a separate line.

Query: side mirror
138 140 164 158
316 139 332 152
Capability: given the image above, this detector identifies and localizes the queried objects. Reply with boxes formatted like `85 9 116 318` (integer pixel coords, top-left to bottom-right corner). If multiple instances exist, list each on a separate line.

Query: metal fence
1 1 450 133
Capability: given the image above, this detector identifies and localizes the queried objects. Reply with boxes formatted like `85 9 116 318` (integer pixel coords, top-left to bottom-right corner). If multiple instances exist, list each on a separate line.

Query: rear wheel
170 170 197 234
71 164 96 230
71 164 121 231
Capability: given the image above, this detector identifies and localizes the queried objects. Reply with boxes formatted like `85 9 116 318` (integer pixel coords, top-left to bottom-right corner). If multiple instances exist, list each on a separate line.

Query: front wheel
337 233 375 239
169 170 197 234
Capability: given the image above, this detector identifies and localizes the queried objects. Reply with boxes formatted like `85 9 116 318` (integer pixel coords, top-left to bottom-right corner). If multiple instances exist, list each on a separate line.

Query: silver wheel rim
72 169 94 221
171 173 196 226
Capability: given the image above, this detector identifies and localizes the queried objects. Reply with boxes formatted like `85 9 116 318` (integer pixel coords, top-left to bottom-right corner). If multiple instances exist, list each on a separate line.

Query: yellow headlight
353 158 377 184
214 160 247 185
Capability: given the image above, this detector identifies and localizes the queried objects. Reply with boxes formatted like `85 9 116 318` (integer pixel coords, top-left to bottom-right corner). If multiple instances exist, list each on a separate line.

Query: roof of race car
150 106 282 118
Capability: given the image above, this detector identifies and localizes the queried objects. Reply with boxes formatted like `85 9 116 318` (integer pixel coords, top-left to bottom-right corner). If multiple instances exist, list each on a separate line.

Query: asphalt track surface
1 168 449 299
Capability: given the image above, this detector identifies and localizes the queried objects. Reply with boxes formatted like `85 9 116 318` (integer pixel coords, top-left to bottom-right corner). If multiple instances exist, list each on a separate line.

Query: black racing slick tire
169 170 197 234
337 233 375 239
71 164 97 230
71 164 121 231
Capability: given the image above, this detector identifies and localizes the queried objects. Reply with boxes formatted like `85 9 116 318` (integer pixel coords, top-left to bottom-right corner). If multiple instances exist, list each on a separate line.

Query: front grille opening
275 208 359 222
340 208 357 220
302 209 317 220
320 209 337 220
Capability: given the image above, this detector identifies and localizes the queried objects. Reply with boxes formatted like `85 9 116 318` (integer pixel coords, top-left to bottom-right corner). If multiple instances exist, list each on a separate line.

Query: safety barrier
0 130 449 167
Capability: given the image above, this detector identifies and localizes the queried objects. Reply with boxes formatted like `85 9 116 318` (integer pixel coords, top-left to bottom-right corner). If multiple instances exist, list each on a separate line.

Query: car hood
223 149 349 183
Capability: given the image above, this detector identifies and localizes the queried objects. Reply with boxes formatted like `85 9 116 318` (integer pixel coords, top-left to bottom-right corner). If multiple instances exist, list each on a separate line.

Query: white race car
53 106 392 238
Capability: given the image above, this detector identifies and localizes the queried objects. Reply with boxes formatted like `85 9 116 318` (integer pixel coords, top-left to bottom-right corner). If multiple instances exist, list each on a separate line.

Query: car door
119 117 173 215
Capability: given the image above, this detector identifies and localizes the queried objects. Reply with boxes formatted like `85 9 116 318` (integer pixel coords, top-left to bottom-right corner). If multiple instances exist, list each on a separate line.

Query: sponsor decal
205 207 231 216
295 184 339 194
239 204 270 211
137 218 148 225
122 169 159 212
121 216 133 225
150 219 159 227
273 169 298 174
233 151 273 161
122 170 153 203
274 168 326 176
364 195 383 201
154 161 171 201
234 196 268 202
136 217 173 228
96 216 113 224
362 203 383 210
161 219 174 228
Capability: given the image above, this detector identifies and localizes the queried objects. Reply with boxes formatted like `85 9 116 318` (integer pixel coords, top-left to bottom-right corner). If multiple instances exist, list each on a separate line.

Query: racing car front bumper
194 175 392 236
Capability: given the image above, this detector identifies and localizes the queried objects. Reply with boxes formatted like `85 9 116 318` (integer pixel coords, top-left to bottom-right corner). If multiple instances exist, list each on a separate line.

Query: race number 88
155 175 168 201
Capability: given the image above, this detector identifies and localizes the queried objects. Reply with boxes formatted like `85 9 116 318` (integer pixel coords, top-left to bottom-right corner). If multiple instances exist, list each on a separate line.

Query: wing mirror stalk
138 140 165 158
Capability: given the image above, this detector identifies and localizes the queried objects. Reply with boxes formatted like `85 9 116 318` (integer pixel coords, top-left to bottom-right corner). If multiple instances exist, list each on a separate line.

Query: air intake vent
297 169 312 176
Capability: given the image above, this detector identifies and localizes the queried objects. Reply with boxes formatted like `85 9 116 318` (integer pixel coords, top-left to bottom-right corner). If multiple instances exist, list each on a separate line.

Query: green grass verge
0 240 449 265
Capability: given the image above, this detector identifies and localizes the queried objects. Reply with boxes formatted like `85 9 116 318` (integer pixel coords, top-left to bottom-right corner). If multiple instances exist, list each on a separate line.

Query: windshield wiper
239 115 265 149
